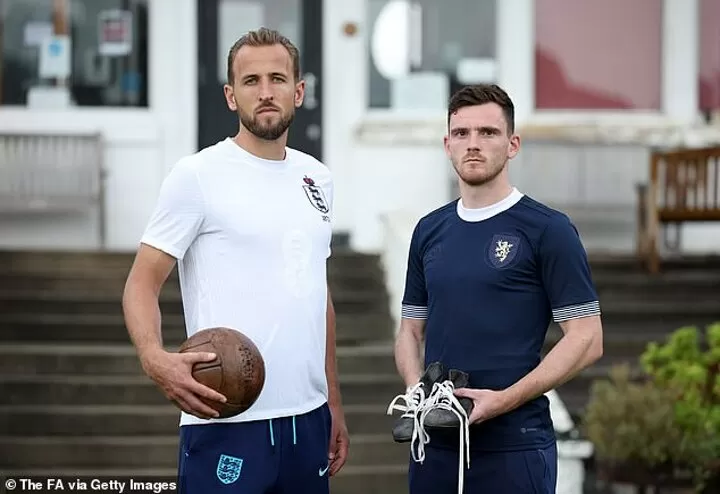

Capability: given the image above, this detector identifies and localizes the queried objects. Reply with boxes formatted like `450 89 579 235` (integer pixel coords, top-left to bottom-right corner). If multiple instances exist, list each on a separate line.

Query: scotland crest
302 176 330 213
216 454 243 484
487 234 520 269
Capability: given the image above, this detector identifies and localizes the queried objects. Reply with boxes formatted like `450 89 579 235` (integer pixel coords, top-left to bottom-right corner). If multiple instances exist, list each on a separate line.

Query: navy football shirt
402 188 600 452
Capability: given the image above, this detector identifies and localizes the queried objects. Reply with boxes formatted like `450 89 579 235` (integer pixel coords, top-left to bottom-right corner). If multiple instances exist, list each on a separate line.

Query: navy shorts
409 442 557 494
177 403 332 494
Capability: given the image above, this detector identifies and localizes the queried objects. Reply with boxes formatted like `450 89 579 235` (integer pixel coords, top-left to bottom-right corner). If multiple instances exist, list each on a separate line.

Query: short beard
239 109 294 141
453 159 505 187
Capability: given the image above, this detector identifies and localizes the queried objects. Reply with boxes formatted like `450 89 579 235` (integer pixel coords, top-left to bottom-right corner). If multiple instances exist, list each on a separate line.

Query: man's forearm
394 326 424 388
501 326 601 413
122 282 164 367
325 290 342 408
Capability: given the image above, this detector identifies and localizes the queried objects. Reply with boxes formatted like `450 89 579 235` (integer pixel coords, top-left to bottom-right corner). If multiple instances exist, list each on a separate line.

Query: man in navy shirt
387 84 604 493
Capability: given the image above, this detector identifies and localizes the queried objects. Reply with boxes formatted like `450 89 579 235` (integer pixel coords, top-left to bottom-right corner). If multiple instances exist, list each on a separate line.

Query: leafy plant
583 322 720 491
640 323 720 485
584 364 680 467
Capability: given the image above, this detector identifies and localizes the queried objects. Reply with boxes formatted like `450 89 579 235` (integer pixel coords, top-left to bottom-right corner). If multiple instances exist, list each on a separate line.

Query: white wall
0 0 197 252
323 0 366 236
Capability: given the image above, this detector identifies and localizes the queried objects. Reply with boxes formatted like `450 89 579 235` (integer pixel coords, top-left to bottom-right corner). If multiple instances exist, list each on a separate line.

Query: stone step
0 373 405 407
585 253 720 273
3 290 718 317
545 329 668 365
0 466 410 494
0 302 714 345
0 404 397 437
6 260 719 288
0 387 602 439
592 268 720 288
0 434 408 470
0 328 662 380
0 249 384 276
0 342 398 376
585 303 720 333
0 312 394 345
0 359 634 425
0 291 390 317
0 271 386 294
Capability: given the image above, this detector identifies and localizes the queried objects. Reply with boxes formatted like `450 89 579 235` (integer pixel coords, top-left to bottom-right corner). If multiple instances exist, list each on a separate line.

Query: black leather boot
422 369 474 428
387 361 447 442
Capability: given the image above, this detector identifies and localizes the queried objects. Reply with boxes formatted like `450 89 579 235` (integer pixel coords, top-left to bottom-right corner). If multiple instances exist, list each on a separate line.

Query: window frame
359 0 702 130
0 0 152 110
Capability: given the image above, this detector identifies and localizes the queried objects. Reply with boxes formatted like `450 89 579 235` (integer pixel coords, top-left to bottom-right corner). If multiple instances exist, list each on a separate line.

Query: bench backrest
650 146 720 221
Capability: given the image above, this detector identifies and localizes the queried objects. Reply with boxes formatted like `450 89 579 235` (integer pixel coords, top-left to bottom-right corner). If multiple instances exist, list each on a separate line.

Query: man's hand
141 348 227 420
328 404 350 476
453 388 510 425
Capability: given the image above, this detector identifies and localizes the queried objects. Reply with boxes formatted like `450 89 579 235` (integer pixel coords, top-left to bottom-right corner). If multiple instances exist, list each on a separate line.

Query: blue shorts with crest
177 403 331 494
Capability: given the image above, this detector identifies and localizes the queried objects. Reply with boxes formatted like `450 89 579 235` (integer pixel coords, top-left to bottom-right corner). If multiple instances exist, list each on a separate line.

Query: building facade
0 0 719 254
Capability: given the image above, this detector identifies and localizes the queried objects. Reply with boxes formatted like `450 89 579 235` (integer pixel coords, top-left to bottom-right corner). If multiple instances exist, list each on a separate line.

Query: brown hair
226 27 301 85
447 84 515 134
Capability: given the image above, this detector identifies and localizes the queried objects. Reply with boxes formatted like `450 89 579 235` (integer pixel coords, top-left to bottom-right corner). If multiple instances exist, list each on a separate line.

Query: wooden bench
636 145 720 273
0 132 107 247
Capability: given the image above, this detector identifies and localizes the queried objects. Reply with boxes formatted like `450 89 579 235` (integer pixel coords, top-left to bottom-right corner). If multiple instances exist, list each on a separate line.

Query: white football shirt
140 137 333 425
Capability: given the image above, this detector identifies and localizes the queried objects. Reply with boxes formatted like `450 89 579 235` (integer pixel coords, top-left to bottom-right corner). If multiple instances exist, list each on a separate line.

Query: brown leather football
179 327 265 418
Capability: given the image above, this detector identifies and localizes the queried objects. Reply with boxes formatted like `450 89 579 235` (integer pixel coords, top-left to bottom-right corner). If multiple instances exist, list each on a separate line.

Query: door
197 0 323 160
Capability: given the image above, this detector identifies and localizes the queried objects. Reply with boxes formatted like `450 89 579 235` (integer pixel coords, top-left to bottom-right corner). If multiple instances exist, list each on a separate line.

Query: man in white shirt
122 27 349 494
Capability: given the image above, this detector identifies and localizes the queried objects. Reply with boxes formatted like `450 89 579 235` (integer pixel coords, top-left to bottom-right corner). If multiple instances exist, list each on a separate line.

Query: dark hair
226 27 301 85
447 84 515 134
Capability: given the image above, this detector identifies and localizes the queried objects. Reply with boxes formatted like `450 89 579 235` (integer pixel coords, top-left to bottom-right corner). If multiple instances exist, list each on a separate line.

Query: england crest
302 176 330 214
216 454 243 485
487 234 521 269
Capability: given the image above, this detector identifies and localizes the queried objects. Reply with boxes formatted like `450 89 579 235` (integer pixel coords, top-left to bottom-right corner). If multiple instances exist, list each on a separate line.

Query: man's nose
258 80 274 101
467 132 481 150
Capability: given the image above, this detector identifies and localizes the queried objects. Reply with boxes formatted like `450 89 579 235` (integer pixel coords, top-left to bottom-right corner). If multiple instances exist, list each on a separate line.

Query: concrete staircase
550 254 720 420
1 249 719 493
0 249 408 494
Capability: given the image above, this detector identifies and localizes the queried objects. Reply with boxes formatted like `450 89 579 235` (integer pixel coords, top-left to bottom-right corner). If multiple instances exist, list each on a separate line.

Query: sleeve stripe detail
402 304 428 320
552 301 601 322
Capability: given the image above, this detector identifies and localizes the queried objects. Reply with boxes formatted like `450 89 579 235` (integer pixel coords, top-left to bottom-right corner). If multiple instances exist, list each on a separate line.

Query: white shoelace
386 382 431 463
417 381 472 494
386 382 427 423
387 379 471 494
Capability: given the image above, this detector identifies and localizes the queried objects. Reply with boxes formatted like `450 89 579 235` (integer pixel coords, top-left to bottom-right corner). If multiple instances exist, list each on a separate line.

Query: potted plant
582 323 720 492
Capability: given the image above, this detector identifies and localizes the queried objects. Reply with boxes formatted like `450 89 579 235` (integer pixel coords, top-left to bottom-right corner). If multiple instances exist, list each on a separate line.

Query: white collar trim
456 188 524 222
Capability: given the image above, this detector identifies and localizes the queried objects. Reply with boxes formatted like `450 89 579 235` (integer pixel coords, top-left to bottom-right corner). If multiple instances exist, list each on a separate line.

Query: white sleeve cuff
140 236 185 260
402 304 428 320
552 301 601 322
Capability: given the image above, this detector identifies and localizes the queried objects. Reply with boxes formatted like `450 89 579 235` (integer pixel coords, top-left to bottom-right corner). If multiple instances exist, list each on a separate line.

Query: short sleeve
140 160 205 260
538 215 601 323
401 223 428 320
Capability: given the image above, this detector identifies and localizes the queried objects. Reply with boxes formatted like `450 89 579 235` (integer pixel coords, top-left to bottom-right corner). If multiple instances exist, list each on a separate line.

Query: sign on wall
98 9 133 57
39 35 71 78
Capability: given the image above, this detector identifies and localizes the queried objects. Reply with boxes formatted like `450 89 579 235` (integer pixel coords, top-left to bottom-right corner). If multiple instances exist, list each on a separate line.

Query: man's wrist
498 385 526 415
138 345 164 371
328 384 343 409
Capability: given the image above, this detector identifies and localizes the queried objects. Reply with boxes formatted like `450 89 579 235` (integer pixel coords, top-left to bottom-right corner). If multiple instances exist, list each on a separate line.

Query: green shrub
583 322 720 491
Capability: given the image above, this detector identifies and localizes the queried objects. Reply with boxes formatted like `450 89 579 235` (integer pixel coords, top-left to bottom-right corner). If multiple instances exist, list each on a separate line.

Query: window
699 0 720 112
534 0 662 111
216 0 301 84
367 0 496 109
0 0 148 107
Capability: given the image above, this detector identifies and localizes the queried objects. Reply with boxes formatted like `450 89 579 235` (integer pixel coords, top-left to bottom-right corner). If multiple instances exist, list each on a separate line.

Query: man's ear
224 84 237 111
